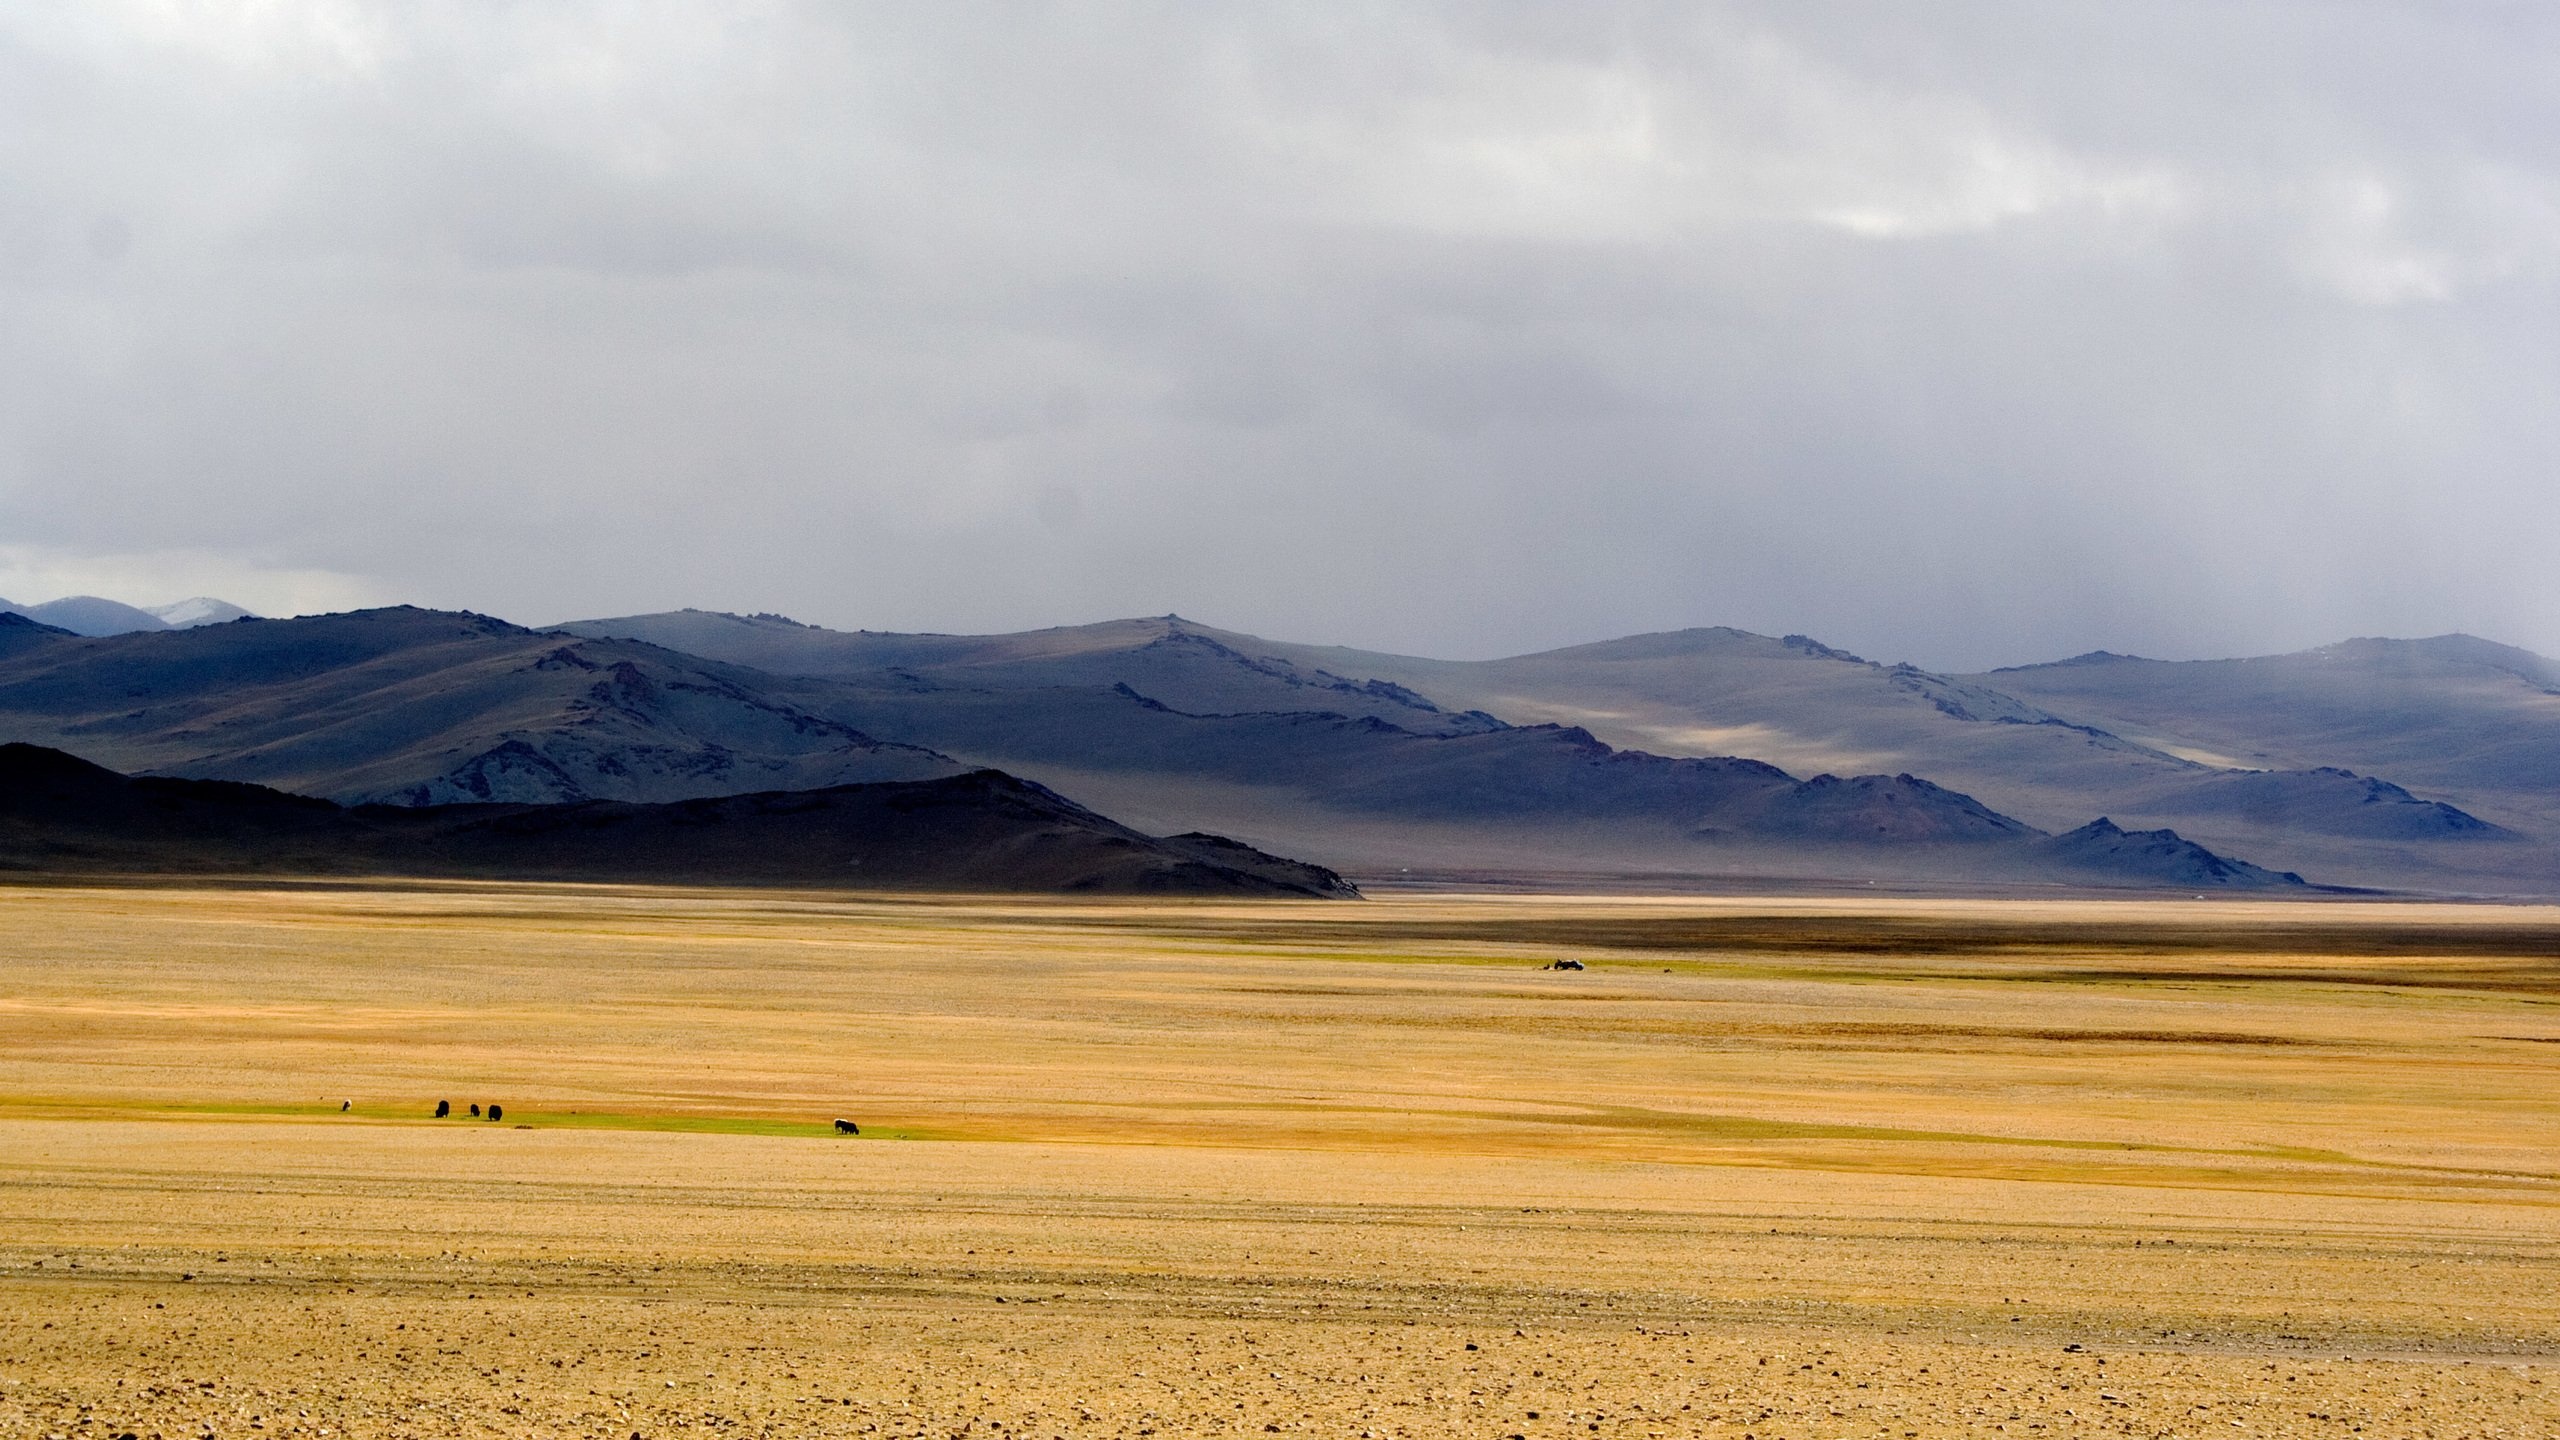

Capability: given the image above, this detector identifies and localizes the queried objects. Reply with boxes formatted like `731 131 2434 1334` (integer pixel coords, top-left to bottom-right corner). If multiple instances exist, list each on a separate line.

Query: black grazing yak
487 1104 503 1122
834 1118 860 1135
435 1100 450 1117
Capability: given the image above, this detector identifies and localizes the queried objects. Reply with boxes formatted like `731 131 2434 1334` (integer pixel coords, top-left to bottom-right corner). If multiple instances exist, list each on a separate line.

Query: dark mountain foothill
2034 818 2309 890
0 611 76 654
0 744 1356 898
1718 772 2032 844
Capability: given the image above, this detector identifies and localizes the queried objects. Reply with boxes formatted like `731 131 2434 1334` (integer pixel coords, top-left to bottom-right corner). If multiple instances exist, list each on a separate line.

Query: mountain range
1211 624 2554 894
5 602 2491 893
0 594 257 636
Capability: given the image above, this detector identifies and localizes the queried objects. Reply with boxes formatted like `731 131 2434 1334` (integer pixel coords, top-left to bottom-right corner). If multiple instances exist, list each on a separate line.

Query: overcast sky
3 3 2556 669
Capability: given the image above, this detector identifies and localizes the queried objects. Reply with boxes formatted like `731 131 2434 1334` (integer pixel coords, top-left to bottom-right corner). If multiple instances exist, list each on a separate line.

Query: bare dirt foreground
1 884 2555 1439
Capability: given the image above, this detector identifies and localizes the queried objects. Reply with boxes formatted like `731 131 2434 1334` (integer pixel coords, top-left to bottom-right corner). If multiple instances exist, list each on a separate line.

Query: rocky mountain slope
0 607 962 805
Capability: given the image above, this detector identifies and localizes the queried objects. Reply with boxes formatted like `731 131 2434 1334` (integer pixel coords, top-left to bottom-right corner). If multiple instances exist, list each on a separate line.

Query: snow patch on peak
149 597 256 628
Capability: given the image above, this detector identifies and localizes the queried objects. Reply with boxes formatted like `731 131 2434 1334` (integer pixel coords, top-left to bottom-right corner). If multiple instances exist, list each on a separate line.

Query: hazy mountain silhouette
4 595 170 636
0 595 257 635
1974 636 2560 820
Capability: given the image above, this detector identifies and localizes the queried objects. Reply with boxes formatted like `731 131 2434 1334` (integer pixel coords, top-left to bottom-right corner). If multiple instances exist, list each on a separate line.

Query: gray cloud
2 2 2557 668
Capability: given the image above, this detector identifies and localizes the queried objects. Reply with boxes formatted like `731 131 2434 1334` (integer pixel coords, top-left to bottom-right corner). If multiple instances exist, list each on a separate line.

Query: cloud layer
4 3 2556 666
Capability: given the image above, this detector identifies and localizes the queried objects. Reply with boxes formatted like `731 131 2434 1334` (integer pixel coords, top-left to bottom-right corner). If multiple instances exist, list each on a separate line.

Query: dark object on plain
435 1099 450 1117
468 1103 480 1117
1545 958 1586 970
834 1118 860 1135
487 1103 502 1122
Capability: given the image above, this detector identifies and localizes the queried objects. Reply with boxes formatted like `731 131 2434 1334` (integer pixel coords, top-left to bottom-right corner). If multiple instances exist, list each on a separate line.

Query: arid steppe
1 883 2555 1438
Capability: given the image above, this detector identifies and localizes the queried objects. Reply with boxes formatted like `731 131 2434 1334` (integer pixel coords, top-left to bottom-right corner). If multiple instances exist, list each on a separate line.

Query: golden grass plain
1 881 2556 1438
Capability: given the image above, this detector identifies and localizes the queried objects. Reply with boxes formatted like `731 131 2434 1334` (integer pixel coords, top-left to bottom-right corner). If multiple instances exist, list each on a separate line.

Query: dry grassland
0 882 2555 1438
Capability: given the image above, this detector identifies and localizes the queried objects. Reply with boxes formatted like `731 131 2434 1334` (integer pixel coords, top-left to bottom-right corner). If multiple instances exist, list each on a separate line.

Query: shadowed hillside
0 744 1355 897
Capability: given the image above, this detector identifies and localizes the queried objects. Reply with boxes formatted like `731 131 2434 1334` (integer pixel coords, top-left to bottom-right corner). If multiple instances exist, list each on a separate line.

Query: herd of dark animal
330 1099 862 1132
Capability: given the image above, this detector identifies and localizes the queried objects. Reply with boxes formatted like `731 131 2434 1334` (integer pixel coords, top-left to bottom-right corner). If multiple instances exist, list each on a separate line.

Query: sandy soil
0 882 2554 1438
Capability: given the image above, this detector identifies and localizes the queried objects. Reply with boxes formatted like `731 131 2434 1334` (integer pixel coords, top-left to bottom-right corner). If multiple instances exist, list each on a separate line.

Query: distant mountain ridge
0 594 255 636
1973 635 2560 780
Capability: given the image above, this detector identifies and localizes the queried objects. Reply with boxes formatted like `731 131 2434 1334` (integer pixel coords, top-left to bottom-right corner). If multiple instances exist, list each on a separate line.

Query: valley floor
0 884 2554 1437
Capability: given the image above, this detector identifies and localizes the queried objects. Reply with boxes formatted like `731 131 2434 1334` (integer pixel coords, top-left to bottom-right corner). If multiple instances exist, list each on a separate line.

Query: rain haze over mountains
2 7 2557 895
